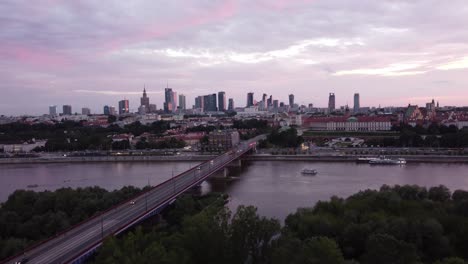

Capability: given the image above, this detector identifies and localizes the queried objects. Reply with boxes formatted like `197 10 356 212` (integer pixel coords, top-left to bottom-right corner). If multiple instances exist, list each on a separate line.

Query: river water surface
1 161 468 220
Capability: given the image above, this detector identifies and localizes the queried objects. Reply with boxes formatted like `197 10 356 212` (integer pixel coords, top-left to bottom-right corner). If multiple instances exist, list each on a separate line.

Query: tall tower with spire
140 86 150 109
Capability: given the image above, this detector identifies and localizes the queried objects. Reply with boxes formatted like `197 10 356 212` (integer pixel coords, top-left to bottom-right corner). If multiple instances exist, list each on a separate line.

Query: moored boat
301 169 318 175
369 157 406 165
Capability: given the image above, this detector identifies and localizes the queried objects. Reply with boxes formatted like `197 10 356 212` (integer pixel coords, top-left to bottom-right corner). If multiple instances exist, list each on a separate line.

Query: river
1 161 468 220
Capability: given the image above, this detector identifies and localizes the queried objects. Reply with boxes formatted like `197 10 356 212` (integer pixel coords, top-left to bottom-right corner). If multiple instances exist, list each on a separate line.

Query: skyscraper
247 92 254 107
103 105 110 115
179 94 186 110
164 87 176 113
262 93 267 109
140 87 150 109
267 95 273 109
49 105 57 116
62 105 72 115
273 100 279 110
218 91 226 111
328 93 336 113
353 93 360 113
109 106 117 115
118 99 129 115
203 94 217 112
82 108 91 115
228 98 234 111
289 94 295 106
195 96 204 110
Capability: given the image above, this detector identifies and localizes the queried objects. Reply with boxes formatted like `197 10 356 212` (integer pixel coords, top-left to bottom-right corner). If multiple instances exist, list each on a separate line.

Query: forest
93 185 468 264
0 186 145 259
3 185 468 263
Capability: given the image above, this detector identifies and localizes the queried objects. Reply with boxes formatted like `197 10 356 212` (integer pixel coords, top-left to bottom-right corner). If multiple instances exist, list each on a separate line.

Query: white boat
301 169 318 175
356 157 378 163
369 157 406 165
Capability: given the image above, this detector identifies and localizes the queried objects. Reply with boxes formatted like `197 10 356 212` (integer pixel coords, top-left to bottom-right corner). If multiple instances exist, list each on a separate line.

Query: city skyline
2 1 468 115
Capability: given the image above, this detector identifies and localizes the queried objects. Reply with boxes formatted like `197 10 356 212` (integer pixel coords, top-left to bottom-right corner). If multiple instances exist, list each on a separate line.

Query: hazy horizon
2 0 468 115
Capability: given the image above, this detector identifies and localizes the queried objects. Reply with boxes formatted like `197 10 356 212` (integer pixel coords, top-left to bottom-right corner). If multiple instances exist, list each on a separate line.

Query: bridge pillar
227 159 242 168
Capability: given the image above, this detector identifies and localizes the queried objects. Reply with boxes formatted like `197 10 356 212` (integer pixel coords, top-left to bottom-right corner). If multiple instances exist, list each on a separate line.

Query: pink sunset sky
1 0 468 115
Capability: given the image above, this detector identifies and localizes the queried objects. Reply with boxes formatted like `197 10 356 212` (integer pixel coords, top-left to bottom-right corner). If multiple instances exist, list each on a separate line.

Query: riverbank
2 153 468 164
0 155 216 164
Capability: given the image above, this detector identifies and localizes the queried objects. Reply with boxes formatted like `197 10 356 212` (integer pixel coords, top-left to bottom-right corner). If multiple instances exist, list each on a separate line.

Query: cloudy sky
1 0 468 115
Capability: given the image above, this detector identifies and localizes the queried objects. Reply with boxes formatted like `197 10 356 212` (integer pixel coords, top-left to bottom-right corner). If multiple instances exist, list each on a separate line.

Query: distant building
140 88 150 109
63 105 72 115
49 105 57 116
328 93 335 113
149 104 157 113
118 100 129 115
203 94 217 112
247 92 254 107
164 87 177 113
82 107 91 115
104 105 110 115
262 93 268 109
273 100 279 110
228 98 234 111
138 105 147 115
267 95 273 109
206 130 240 151
353 93 360 113
195 96 204 110
218 91 226 111
179 94 186 110
109 106 117 115
304 116 392 131
289 94 294 107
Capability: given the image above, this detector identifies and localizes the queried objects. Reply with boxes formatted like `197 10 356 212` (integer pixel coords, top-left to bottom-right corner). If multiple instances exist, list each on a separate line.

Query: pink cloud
1 43 70 69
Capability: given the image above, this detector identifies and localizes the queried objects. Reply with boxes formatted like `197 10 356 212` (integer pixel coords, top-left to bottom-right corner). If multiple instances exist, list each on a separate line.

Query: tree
361 234 419 264
303 236 345 264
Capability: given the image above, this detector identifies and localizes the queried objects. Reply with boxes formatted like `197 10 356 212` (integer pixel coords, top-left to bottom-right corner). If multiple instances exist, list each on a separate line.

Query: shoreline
2 154 468 164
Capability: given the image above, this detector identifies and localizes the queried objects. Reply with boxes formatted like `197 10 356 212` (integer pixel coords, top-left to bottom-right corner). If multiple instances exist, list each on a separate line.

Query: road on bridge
5 135 264 264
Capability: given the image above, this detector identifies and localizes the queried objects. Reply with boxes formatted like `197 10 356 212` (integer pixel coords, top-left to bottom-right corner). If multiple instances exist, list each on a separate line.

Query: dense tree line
233 119 271 140
135 137 186 150
0 121 172 151
387 123 468 148
0 186 145 259
94 185 468 264
261 127 304 148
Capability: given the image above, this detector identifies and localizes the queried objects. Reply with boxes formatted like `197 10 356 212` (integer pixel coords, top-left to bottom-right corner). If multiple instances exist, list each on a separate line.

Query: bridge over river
4 136 264 264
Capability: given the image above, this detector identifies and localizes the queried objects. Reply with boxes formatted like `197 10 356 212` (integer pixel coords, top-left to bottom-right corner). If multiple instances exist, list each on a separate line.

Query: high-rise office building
203 94 217 112
118 99 129 115
273 100 279 109
109 106 117 115
195 96 204 110
247 92 254 107
228 98 234 111
149 104 157 113
103 105 110 115
164 87 177 113
179 94 186 110
82 107 91 115
289 94 294 106
267 95 273 108
328 93 336 112
140 88 150 109
262 93 267 109
353 93 360 113
218 91 226 111
49 105 57 116
62 105 72 115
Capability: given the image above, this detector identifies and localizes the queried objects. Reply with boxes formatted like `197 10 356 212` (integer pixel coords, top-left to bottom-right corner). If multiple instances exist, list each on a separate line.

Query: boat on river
369 157 406 165
301 169 318 175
